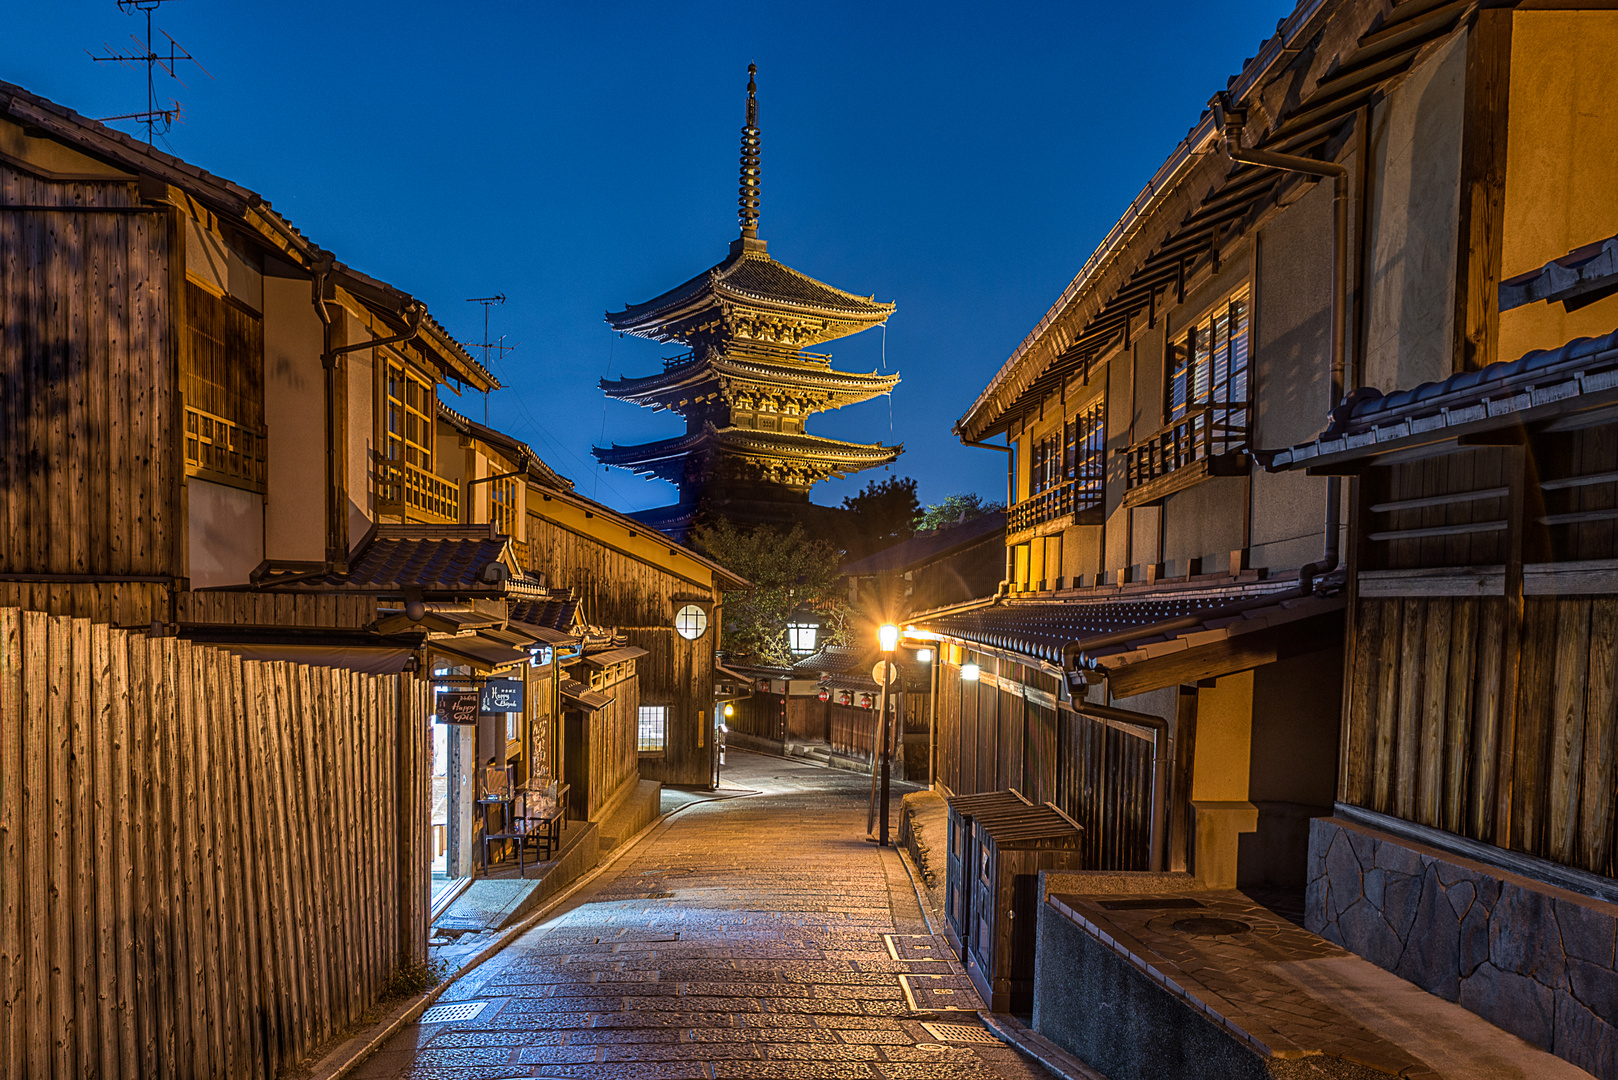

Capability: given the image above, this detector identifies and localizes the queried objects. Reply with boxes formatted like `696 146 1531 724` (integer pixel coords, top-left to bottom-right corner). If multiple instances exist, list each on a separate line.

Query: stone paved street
357 751 1058 1080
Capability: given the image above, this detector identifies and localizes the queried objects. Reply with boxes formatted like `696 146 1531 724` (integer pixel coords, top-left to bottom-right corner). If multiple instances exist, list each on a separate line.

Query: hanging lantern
839 690 853 706
818 689 829 703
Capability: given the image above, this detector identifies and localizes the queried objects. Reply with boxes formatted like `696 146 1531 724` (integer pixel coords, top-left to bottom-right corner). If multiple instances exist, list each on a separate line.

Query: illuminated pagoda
595 65 901 540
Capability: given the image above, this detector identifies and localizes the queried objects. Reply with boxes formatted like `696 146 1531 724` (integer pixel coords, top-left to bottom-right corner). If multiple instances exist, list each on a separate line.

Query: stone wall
1305 815 1618 1079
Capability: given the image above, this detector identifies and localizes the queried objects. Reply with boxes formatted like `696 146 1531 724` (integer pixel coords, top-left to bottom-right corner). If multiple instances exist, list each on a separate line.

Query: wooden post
1452 9 1513 374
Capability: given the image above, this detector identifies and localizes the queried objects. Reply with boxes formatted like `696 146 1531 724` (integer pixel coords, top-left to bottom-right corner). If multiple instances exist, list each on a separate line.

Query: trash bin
968 798 1084 1013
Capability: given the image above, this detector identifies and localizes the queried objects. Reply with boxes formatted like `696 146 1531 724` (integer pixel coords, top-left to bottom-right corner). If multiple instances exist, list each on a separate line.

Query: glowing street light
879 623 899 653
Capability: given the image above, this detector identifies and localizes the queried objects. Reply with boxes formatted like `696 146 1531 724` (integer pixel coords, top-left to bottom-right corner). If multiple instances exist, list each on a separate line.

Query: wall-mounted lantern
786 607 821 656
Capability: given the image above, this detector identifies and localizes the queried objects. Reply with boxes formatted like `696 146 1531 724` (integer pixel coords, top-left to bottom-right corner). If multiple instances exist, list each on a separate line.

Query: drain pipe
1210 92 1346 593
1062 646 1169 872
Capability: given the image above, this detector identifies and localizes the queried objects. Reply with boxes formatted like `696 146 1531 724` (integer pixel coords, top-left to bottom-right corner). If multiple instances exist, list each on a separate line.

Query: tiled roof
792 645 864 676
601 352 898 403
509 593 580 632
594 424 901 467
607 246 893 334
840 512 1007 577
918 584 1321 667
560 679 613 711
1263 327 1618 470
1500 235 1618 312
263 526 515 595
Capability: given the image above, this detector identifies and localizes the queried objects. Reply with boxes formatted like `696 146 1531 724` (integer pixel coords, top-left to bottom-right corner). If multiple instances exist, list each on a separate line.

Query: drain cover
420 1000 489 1024
921 1021 999 1044
1171 916 1252 936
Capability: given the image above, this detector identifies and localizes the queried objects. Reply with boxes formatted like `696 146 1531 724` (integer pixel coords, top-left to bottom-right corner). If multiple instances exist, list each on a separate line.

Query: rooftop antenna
463 295 518 425
88 0 212 145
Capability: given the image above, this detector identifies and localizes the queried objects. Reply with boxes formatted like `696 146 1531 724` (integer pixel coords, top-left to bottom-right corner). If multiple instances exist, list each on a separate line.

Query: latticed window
489 474 518 536
638 706 667 753
184 281 266 488
1168 289 1250 426
1066 399 1106 500
385 362 436 471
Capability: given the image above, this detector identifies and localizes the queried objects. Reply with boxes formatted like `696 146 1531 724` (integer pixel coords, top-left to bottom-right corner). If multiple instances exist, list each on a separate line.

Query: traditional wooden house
595 66 901 541
841 511 1008 616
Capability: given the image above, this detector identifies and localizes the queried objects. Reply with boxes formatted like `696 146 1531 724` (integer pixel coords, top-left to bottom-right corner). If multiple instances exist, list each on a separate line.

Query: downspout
1211 92 1347 594
962 436 1015 593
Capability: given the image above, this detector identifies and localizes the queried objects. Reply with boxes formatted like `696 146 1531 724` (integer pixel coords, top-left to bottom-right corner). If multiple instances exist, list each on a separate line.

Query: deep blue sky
3 0 1284 515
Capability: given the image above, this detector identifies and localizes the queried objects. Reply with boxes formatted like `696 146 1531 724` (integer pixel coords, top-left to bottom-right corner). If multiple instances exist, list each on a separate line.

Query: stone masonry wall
1305 815 1618 1079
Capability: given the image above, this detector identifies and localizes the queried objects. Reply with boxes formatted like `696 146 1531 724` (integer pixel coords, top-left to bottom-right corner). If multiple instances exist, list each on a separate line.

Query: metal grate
921 1021 999 1044
420 1000 489 1024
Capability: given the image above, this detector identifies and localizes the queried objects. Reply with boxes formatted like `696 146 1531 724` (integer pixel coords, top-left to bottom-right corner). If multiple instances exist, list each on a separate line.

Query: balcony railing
184 406 266 489
1123 403 1249 504
376 455 460 524
1009 473 1104 534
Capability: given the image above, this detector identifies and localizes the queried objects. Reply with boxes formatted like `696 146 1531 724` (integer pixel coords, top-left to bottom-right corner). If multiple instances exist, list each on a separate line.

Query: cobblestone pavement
358 750 1057 1080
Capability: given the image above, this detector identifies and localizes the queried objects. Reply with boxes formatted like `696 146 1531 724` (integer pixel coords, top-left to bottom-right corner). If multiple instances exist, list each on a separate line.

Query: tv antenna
87 0 213 144
463 295 519 424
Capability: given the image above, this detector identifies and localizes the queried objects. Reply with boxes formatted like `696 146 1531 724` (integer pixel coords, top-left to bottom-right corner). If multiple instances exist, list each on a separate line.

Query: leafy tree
692 519 852 667
917 492 1003 533
840 476 920 555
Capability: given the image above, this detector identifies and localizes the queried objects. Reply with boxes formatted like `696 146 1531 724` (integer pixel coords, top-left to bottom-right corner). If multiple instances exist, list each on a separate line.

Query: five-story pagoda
595 65 901 540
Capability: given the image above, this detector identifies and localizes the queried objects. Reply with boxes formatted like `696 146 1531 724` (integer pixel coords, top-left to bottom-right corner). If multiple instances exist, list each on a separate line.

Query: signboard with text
434 690 480 726
481 677 525 714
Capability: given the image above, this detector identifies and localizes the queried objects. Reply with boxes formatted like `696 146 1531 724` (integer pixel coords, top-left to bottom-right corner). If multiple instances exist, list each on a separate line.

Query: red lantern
839 690 852 706
818 689 829 703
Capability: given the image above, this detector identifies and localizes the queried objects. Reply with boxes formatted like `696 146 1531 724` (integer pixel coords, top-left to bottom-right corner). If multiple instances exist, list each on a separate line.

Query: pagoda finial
738 63 761 240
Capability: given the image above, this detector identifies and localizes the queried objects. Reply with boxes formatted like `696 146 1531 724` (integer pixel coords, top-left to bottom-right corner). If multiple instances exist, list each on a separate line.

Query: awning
560 678 613 711
920 587 1344 697
507 619 576 646
212 643 415 674
428 634 528 672
581 645 649 668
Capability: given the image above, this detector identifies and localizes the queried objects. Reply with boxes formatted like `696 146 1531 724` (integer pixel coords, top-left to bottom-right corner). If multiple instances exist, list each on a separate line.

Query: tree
840 476 920 556
692 519 852 667
917 492 1003 532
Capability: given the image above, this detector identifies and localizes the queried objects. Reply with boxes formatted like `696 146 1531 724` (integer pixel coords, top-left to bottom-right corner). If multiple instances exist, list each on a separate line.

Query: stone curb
977 1010 1112 1080
304 785 760 1080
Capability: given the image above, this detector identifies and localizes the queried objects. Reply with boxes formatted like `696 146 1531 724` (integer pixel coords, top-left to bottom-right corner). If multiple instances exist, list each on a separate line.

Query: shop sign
435 690 480 726
481 677 524 714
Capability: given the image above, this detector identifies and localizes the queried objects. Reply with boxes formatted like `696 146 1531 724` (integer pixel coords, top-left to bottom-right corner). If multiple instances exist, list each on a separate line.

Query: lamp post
867 623 900 846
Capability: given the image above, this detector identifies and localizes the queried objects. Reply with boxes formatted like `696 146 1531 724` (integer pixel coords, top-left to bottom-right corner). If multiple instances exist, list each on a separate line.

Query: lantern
840 690 853 706
878 623 900 653
787 607 822 656
961 662 981 682
818 689 829 703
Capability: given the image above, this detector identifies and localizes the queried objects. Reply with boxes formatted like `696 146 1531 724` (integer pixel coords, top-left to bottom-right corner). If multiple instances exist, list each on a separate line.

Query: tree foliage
917 492 1003 533
692 519 852 667
840 476 920 556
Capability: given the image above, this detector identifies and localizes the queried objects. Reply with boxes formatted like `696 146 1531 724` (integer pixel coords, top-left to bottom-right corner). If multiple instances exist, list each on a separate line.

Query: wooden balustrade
184 405 267 489
376 456 460 523
1121 403 1250 507
1008 473 1104 535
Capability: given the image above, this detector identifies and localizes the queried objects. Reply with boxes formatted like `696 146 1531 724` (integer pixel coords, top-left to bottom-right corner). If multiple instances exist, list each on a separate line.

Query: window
507 712 521 743
184 281 265 487
385 362 436 471
638 706 667 753
490 473 518 536
674 604 709 641
1167 290 1250 430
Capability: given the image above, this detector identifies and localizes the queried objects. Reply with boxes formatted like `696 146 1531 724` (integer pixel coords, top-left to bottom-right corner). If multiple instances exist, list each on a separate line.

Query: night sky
3 0 1284 516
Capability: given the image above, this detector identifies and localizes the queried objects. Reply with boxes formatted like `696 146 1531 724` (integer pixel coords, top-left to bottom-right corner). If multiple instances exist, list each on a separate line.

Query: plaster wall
1192 672 1254 804
1249 650 1341 808
346 335 375 545
1161 479 1244 578
185 477 264 588
185 215 263 312
1362 30 1466 391
262 267 326 562
1497 10 1618 366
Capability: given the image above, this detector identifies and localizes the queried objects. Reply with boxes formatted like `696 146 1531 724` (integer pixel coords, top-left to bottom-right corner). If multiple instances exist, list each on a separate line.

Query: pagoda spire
738 64 761 239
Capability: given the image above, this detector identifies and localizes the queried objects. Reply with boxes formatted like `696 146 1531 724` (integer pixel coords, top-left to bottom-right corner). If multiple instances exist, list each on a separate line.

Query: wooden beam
1452 9 1513 373
1103 613 1344 699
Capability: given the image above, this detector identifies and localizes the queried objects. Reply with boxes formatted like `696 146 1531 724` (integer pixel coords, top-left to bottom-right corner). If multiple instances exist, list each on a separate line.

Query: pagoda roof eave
592 424 902 469
600 355 900 403
605 246 894 339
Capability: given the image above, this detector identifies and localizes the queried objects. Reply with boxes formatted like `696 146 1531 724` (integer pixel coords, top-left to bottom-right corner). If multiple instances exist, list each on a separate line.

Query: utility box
942 790 1034 956
967 798 1084 1013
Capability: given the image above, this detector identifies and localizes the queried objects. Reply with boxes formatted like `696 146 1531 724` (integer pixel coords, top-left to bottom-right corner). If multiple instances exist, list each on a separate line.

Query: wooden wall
585 669 640 819
529 514 715 786
0 607 432 1080
935 654 1152 871
0 168 178 587
1344 595 1618 877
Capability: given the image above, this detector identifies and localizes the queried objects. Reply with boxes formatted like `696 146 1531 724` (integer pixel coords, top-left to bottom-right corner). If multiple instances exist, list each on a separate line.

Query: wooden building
595 66 901 540
841 511 1008 617
919 1 1618 1076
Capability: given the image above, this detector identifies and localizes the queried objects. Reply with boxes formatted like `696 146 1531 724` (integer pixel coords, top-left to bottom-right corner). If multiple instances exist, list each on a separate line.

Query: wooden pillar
1169 686 1199 873
445 722 475 879
1452 9 1513 373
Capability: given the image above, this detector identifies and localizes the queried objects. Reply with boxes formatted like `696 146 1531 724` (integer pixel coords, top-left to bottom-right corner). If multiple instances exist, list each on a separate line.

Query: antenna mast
463 295 519 424
88 0 212 144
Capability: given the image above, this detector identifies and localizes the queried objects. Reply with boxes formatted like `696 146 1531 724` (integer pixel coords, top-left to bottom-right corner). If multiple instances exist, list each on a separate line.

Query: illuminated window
506 712 521 743
637 706 667 752
674 604 709 641
385 362 436 471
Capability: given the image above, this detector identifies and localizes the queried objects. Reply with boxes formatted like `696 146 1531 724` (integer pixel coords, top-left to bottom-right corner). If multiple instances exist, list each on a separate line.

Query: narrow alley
357 751 1058 1080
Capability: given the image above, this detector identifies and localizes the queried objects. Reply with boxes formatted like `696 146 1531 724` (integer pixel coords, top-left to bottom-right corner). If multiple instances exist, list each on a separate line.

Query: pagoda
595 65 901 540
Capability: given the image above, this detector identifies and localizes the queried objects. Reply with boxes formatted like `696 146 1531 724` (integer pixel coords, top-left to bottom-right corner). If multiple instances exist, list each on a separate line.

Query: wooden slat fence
0 608 432 1080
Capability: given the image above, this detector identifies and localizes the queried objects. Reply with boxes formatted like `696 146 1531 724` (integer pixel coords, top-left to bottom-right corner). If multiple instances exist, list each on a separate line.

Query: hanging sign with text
434 690 480 726
481 677 525 714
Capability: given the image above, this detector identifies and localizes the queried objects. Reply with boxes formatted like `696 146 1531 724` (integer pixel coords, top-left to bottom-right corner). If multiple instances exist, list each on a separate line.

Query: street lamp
879 623 899 652
787 607 822 656
869 623 900 847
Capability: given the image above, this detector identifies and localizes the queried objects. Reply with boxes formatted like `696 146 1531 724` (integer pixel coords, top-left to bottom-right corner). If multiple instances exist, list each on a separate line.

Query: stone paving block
709 1063 879 1079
